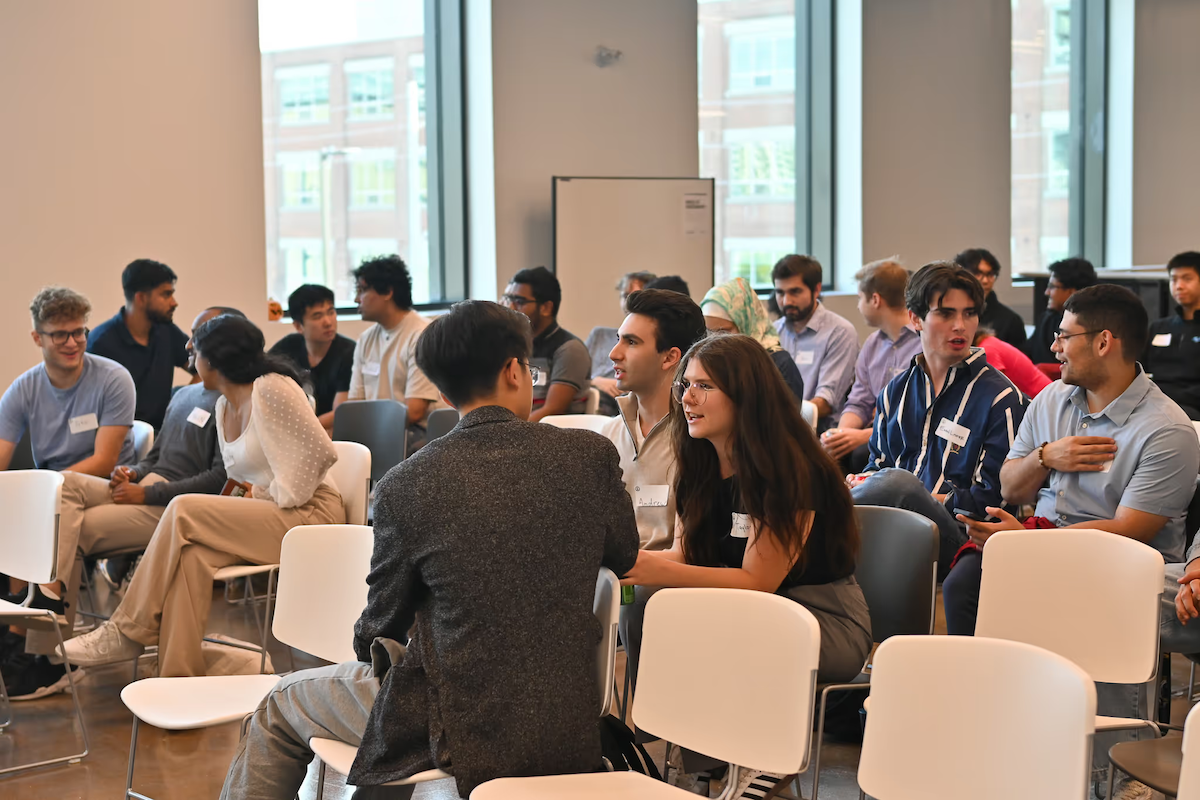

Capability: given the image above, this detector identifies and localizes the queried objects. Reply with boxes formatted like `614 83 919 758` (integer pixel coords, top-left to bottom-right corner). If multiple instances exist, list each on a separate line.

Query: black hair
771 255 823 292
352 255 414 310
192 315 302 386
643 275 691 296
287 284 336 323
1049 257 1097 290
623 289 707 355
1167 251 1200 278
416 301 533 407
906 261 985 319
122 259 177 302
509 266 562 317
205 306 246 318
1062 284 1148 363
955 247 1002 277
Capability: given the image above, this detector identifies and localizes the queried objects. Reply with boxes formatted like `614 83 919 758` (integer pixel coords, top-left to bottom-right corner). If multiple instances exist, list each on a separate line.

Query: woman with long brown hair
622 333 871 798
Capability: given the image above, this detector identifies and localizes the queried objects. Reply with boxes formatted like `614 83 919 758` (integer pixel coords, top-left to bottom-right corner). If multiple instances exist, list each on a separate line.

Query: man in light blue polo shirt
771 254 859 428
0 287 136 474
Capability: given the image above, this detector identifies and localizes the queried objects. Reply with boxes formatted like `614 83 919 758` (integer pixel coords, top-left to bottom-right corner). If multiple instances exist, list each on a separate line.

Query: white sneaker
1107 778 1153 800
60 621 144 667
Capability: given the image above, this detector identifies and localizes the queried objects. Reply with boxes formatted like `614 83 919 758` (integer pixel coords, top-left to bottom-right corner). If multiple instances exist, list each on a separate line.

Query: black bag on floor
599 714 662 779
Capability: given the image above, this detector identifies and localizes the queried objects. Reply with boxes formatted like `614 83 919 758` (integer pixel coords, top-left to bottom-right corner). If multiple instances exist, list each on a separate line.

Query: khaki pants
57 471 168 582
111 483 345 677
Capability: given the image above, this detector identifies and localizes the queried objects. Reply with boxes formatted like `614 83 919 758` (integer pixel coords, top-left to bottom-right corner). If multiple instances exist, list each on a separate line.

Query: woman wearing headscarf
701 277 805 402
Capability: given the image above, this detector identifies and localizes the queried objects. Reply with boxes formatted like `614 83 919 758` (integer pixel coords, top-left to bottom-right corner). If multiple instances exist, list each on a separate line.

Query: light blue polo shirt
773 303 860 416
1008 367 1199 562
0 353 137 471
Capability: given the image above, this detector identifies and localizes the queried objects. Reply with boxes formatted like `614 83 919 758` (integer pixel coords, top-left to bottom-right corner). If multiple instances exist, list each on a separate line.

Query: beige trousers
110 483 345 677
57 471 168 580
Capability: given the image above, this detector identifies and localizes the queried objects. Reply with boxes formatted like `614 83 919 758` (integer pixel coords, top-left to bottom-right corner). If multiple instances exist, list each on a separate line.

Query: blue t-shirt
0 354 137 470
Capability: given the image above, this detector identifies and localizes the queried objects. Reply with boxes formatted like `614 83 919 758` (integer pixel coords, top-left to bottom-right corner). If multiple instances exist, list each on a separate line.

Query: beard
783 301 815 323
147 306 175 324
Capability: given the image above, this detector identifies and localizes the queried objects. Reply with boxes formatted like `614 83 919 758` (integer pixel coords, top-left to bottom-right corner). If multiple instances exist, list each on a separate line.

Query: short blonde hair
855 257 909 309
30 287 91 329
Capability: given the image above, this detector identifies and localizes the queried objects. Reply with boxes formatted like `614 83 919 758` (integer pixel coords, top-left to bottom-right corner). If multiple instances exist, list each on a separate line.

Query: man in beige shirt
347 256 441 446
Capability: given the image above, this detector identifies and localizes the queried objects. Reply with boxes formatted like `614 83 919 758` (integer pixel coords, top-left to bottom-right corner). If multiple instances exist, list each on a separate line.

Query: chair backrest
859 635 1095 800
272 524 374 663
801 400 817 427
632 588 819 774
854 505 939 641
327 441 372 526
1178 702 1200 800
593 567 619 717
0 470 64 584
584 386 601 414
540 414 612 433
976 529 1165 684
425 408 459 442
332 400 408 483
132 420 155 461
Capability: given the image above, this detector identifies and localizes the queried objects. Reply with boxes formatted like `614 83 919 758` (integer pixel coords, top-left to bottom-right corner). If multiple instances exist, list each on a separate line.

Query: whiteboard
552 177 715 340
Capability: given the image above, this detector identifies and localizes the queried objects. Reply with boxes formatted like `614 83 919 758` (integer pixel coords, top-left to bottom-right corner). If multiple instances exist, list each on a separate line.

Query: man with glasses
1026 257 1097 365
87 259 189 431
955 247 1027 349
347 255 441 447
501 266 591 422
269 283 356 435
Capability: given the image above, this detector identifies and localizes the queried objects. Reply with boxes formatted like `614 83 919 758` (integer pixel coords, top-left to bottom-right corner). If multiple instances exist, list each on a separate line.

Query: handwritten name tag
797 351 815 366
68 413 99 435
935 418 971 448
362 362 381 377
187 407 211 428
635 485 669 508
1152 333 1172 347
731 513 753 539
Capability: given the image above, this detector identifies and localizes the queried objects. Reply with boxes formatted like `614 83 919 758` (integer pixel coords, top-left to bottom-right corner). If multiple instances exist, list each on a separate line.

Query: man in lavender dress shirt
821 258 923 472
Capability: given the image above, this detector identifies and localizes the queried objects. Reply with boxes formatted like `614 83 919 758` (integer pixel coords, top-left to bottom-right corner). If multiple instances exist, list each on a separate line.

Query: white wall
478 0 699 337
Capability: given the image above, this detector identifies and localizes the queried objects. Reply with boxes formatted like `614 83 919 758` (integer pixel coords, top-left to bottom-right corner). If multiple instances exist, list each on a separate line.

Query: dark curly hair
191 315 302 386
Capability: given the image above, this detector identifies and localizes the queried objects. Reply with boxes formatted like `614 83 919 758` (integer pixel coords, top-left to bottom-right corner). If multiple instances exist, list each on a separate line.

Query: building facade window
725 237 795 289
276 64 331 126
726 127 796 201
346 57 396 120
726 17 795 95
1048 3 1071 70
277 152 320 210
349 149 397 209
279 238 326 288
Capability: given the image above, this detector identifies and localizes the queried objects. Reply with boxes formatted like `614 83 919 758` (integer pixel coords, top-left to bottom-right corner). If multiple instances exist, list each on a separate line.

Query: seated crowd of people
5 247 1200 800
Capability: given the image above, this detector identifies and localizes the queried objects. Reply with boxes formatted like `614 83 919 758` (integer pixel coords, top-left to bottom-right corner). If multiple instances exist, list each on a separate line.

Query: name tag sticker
635 485 669 508
797 351 815 366
68 413 99 435
731 512 753 539
1099 459 1112 473
186 407 211 428
935 418 971 448
534 371 548 387
1152 333 1172 347
362 362 381 377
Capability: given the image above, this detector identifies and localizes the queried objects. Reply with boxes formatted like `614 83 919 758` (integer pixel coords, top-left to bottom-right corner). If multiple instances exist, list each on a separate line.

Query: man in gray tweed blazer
221 300 640 799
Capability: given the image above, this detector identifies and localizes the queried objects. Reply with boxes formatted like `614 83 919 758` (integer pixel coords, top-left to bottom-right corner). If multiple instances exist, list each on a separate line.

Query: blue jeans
850 468 967 581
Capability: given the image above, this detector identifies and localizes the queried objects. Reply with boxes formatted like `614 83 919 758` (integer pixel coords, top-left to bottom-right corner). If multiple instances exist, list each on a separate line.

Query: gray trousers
220 660 379 800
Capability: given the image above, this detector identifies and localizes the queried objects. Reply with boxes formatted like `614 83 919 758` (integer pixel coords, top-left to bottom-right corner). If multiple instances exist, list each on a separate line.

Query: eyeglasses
501 294 539 309
975 270 996 279
38 327 89 346
519 361 541 384
1053 329 1102 343
671 380 715 405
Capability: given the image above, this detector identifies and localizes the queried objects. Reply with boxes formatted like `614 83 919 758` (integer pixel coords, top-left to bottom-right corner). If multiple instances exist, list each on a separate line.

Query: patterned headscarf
700 277 783 352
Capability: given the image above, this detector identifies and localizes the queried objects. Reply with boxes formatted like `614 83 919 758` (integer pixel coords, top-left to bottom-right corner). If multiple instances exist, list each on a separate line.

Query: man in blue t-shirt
0 287 136 474
87 258 189 430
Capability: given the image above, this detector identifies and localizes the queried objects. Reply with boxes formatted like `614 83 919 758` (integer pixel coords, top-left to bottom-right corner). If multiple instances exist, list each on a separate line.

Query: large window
1012 0 1074 273
726 127 796 201
726 17 796 95
259 0 464 310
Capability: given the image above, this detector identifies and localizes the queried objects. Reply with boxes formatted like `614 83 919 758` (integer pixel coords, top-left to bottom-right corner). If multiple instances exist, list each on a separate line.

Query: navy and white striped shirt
866 347 1028 516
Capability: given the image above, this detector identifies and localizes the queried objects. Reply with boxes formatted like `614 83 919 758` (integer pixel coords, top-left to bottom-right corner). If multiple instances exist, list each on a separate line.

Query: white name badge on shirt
796 351 815 366
362 362 381 377
935 418 971 448
635 485 670 508
68 413 99 435
187 407 212 428
1152 333 1172 347
534 370 548 387
1099 459 1113 473
731 512 753 539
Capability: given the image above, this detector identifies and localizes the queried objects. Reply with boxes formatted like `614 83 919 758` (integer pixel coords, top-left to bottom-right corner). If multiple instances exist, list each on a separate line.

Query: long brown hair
670 333 860 576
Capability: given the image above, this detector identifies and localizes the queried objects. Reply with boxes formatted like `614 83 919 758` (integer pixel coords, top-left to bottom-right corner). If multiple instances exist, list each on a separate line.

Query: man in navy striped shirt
849 261 1028 580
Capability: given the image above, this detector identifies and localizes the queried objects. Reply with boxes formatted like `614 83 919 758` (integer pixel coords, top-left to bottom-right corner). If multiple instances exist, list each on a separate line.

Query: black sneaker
3 655 83 701
96 555 135 589
2 586 68 627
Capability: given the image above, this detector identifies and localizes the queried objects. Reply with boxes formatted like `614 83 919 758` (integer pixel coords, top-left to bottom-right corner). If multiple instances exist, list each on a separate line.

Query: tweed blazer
348 405 640 795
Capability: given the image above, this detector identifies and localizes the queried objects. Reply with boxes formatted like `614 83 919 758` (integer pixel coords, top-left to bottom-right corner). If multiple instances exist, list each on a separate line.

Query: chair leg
316 759 326 800
1191 661 1197 702
259 568 278 674
1103 762 1117 800
621 667 632 724
126 716 140 799
0 662 11 729
810 685 832 800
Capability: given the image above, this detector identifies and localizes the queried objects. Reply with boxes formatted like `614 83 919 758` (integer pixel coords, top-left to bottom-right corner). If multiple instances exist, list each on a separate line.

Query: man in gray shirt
2 307 231 701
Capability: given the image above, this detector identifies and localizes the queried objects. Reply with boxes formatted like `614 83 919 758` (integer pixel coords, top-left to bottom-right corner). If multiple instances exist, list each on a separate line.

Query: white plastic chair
121 524 374 800
584 385 602 414
0 470 89 775
858 635 1096 800
540 414 612 433
975 529 1164 796
210 441 371 671
471 587 821 800
801 400 817 427
1192 420 1200 443
131 421 154 461
310 567 621 799
1179 703 1200 800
